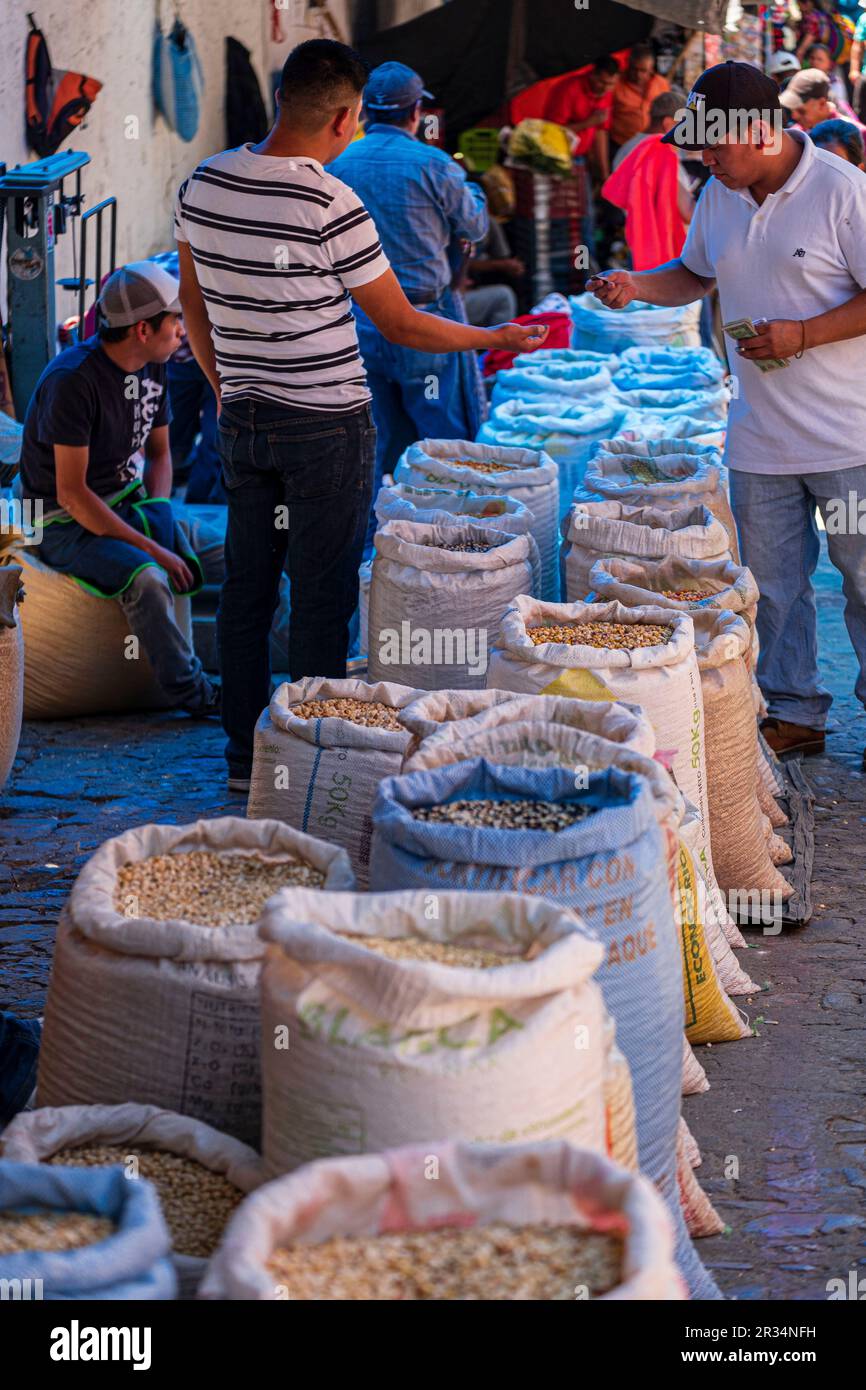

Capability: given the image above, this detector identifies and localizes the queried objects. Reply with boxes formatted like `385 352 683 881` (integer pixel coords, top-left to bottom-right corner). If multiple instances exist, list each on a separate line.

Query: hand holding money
585 271 638 310
725 316 805 371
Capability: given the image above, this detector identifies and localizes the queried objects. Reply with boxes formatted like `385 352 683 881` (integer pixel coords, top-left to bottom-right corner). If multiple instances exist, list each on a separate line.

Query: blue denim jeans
729 465 866 728
216 398 375 777
0 1012 41 1128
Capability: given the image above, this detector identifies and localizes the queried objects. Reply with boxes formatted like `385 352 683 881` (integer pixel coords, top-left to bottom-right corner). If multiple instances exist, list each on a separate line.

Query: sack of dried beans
366 520 536 690
200 1139 685 1301
36 819 354 1146
1 1103 263 1298
258 888 610 1179
394 440 560 600
369 758 720 1299
0 1158 175 1299
561 500 731 604
248 678 423 888
576 439 739 561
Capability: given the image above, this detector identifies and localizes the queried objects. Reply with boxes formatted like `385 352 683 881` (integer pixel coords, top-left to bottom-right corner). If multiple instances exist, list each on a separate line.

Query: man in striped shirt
176 40 545 791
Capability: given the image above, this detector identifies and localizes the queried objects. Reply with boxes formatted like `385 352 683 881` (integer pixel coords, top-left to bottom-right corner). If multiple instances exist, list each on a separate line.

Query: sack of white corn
612 345 727 394
0 564 24 790
15 549 193 718
576 439 739 560
570 292 702 353
394 440 559 601
200 1139 685 1301
397 687 522 752
490 355 614 411
691 610 794 906
486 597 745 952
477 396 626 518
258 888 610 1177
247 678 423 888
0 1103 263 1298
366 520 535 690
0 1158 176 1299
368 759 720 1298
561 500 731 604
403 691 655 772
37 818 355 1147
374 482 537 539
617 411 726 450
400 715 754 1030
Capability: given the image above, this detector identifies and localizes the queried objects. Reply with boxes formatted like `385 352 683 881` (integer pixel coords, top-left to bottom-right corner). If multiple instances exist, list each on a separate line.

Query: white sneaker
227 776 251 794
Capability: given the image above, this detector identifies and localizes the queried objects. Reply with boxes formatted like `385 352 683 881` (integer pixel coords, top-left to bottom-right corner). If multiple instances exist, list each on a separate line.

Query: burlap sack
394 439 559 600
258 889 609 1178
200 1140 686 1301
16 549 193 718
677 1117 725 1239
247 677 423 888
577 440 740 562
37 818 355 1147
692 611 793 903
0 1103 263 1298
561 500 731 603
367 520 536 690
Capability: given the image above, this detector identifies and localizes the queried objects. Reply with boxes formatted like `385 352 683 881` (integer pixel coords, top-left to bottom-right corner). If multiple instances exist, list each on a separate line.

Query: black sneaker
182 680 221 720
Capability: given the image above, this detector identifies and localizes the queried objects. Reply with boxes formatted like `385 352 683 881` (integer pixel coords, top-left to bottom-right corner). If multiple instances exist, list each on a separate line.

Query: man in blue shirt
331 61 490 541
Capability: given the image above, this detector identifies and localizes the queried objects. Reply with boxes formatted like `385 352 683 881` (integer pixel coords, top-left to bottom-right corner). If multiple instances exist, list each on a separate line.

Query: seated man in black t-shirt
19 261 217 715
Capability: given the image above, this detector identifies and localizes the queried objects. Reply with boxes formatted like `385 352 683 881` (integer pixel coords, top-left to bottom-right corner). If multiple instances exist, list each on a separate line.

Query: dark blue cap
364 61 433 111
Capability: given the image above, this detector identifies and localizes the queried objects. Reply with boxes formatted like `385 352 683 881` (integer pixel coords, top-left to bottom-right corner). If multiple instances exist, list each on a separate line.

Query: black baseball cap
661 60 781 151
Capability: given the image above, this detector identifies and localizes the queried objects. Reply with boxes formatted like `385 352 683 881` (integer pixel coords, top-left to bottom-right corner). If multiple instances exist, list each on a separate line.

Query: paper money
723 318 789 372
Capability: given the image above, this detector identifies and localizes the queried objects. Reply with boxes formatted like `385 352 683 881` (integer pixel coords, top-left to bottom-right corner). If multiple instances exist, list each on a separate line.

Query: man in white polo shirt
589 60 866 761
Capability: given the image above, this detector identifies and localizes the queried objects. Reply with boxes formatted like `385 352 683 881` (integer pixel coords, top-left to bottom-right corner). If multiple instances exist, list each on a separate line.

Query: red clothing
544 72 613 158
601 133 684 271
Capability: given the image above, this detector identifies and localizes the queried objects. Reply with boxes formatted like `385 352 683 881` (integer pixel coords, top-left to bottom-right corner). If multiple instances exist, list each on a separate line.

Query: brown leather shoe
760 718 825 757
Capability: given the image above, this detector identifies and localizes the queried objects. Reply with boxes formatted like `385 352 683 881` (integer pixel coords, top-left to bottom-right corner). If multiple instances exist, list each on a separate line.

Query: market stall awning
617 0 726 33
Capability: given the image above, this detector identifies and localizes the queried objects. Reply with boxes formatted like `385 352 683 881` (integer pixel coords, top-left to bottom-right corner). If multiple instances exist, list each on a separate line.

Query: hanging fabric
25 13 102 158
153 10 204 143
225 37 270 148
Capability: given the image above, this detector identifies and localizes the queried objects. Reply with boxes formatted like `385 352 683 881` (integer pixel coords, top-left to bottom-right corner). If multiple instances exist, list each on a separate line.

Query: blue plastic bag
0 1160 176 1299
369 757 720 1300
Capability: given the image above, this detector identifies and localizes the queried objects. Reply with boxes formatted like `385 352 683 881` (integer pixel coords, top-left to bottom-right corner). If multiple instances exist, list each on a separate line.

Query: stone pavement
0 542 864 1300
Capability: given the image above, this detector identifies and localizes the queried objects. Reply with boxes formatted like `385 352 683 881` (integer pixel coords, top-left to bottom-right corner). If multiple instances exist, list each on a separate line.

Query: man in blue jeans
590 60 866 762
176 40 545 790
330 62 489 551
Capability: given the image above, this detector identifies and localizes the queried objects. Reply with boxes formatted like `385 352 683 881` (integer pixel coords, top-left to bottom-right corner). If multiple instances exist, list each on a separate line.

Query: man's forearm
385 306 498 352
804 288 866 348
630 259 715 306
143 450 172 500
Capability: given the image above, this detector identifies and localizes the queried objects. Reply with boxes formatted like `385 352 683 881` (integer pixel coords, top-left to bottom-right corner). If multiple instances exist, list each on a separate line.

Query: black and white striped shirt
174 144 390 412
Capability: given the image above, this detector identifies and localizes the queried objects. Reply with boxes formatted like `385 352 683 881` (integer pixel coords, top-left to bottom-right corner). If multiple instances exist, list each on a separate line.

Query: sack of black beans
247 678 423 888
366 520 536 691
368 758 720 1299
0 1158 175 1299
561 500 731 604
394 439 560 600
576 439 739 562
1 1103 263 1298
37 818 355 1147
257 888 610 1180
200 1139 685 1301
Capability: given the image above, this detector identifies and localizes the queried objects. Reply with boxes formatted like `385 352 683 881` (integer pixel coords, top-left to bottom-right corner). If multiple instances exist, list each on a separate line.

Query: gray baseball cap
779 68 830 109
97 260 182 328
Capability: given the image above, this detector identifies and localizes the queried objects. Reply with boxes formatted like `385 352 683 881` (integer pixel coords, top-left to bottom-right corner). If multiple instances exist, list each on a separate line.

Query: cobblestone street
1 542 864 1300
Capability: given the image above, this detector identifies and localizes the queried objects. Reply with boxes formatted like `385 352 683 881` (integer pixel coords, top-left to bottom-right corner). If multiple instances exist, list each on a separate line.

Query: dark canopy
357 0 654 144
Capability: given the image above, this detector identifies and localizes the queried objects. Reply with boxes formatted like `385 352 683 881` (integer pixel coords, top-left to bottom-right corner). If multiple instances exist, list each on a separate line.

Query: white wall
0 0 277 316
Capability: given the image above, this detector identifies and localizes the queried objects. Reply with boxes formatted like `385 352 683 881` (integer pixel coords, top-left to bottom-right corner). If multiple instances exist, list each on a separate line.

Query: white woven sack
561 500 731 603
0 1103 263 1299
258 889 609 1179
0 566 23 789
200 1140 685 1301
247 677 423 888
617 410 726 450
394 439 559 600
569 292 702 352
17 549 192 718
366 520 535 690
36 818 355 1147
490 357 613 411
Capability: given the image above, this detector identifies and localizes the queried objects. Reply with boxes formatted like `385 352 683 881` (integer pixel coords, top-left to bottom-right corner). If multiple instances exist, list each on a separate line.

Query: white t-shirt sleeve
680 182 714 278
321 189 391 289
837 184 866 289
